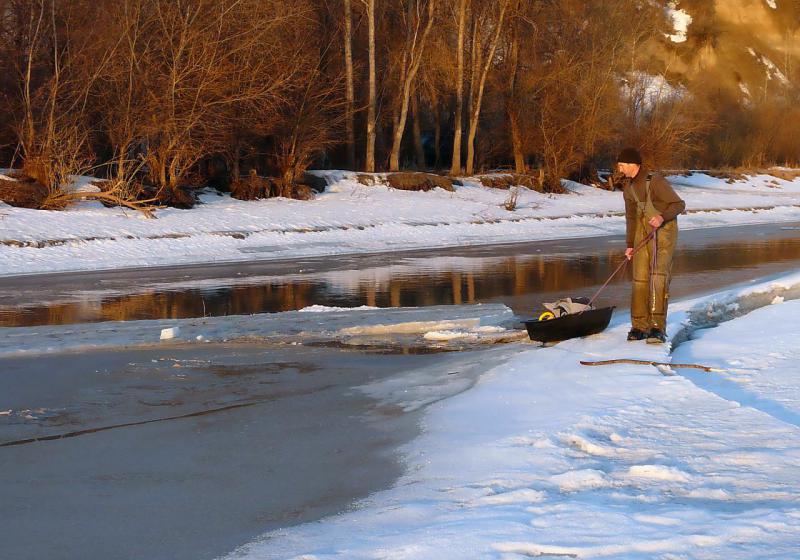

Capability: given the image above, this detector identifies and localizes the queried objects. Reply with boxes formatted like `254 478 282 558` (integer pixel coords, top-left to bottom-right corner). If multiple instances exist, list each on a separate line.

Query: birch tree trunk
465 0 509 176
466 14 480 147
365 0 377 172
449 0 467 175
22 1 46 164
389 0 436 172
343 0 356 169
506 2 525 173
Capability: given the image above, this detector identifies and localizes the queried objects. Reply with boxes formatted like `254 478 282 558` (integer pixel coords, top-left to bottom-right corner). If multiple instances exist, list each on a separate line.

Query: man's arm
652 174 685 222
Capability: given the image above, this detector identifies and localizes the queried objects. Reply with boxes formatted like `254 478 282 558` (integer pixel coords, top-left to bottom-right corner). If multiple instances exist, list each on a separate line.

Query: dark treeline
1 0 799 208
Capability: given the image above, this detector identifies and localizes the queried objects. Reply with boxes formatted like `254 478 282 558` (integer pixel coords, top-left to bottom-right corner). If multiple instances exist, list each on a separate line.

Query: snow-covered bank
224 271 800 559
3 171 800 277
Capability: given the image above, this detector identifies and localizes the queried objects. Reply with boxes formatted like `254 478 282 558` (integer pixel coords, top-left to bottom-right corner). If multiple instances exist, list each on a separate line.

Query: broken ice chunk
160 327 181 340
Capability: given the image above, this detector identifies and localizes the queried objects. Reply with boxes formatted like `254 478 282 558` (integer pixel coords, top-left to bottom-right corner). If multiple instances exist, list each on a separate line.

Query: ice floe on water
0 303 520 358
298 305 380 313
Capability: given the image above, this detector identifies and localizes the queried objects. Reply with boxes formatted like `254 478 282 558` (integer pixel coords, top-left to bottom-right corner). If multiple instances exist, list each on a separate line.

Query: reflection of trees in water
1 282 318 327
673 240 798 273
3 239 800 327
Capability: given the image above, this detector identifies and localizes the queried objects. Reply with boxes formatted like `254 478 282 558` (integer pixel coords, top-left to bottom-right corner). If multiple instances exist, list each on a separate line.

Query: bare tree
464 0 509 176
273 69 348 197
343 0 356 169
505 0 525 174
91 0 310 204
359 0 377 172
415 13 454 170
618 3 711 168
450 0 467 175
91 0 151 195
8 0 109 193
624 71 712 168
12 0 80 189
387 0 436 171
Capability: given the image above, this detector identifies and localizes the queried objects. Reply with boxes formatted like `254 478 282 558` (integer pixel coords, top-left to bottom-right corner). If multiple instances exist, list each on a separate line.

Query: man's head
616 147 642 179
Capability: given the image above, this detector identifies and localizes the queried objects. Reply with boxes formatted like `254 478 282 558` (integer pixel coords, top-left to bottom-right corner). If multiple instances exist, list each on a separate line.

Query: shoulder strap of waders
628 173 653 205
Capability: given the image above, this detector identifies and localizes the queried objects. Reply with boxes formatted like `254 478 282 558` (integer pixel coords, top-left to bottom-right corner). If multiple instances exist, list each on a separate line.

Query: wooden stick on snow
580 359 722 372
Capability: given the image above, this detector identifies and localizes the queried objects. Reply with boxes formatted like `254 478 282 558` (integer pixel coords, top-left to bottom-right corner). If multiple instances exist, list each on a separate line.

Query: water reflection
3 232 800 327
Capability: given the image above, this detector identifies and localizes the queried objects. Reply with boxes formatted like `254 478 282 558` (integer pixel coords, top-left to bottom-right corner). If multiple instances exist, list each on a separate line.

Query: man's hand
648 214 664 229
625 247 634 260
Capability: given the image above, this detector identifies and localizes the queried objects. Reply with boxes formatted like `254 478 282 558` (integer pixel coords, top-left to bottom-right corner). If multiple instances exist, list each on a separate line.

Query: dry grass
356 174 379 186
231 172 315 201
41 190 158 218
503 187 521 211
767 169 800 182
291 184 315 200
386 173 454 192
356 172 455 192
39 179 161 217
231 173 278 200
0 172 160 217
0 175 49 208
476 173 543 192
704 170 749 184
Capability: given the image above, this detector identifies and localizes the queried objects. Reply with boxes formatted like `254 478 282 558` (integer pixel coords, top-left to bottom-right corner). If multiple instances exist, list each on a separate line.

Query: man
617 148 685 344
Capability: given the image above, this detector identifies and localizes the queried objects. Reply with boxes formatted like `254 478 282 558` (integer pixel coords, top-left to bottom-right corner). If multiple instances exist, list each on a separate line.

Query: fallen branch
42 190 162 218
580 359 722 372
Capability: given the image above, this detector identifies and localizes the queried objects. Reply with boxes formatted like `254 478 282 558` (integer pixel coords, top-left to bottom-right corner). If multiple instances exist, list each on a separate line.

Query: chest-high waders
628 177 678 332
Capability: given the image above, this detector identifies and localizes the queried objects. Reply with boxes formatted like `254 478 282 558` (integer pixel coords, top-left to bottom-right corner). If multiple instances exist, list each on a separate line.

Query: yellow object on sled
538 311 555 321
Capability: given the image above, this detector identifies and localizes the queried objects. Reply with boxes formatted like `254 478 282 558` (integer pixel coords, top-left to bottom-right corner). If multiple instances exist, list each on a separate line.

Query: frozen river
2 222 800 559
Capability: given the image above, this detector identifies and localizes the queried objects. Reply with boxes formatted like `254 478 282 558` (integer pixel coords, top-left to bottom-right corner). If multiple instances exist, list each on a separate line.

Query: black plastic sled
524 306 615 343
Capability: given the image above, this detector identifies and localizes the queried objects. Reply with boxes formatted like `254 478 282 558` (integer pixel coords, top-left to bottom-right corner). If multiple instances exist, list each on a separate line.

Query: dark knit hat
617 147 642 165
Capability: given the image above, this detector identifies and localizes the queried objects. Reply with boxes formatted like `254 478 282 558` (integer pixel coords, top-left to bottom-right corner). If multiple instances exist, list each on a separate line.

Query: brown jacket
623 167 685 248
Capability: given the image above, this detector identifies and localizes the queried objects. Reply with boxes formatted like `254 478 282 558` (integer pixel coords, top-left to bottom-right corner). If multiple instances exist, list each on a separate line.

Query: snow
672 297 800 426
223 271 800 559
666 2 692 43
739 81 752 100
339 319 480 336
5 160 800 556
624 72 685 110
3 171 800 278
298 305 380 313
748 48 790 86
423 325 506 341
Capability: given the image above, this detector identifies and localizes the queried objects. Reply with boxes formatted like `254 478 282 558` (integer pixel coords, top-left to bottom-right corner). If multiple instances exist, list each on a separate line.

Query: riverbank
2 171 800 277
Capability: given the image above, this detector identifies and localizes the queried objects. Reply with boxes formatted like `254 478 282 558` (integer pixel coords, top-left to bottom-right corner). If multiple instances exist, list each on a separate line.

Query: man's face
617 162 640 179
